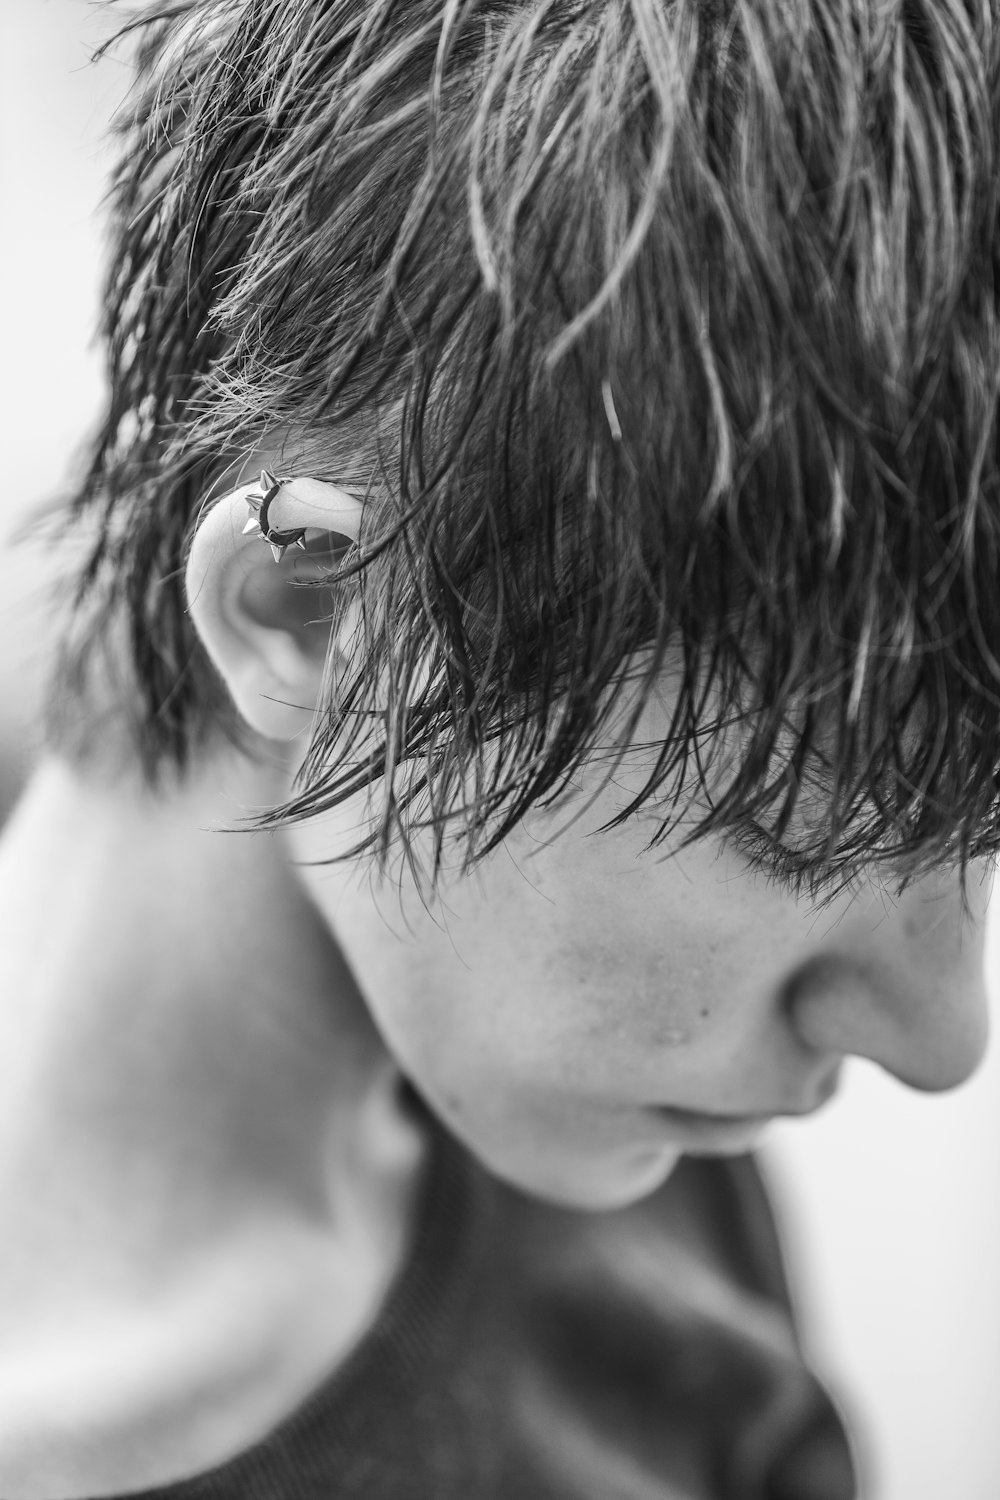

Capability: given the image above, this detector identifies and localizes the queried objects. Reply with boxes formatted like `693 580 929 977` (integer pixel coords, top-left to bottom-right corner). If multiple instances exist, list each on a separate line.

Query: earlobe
185 475 365 745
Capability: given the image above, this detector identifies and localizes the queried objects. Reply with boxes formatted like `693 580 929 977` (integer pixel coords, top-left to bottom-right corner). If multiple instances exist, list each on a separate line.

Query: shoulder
0 1228 377 1499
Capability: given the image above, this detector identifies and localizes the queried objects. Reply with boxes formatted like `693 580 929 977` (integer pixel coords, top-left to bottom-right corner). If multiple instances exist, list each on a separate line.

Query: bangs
52 0 1000 900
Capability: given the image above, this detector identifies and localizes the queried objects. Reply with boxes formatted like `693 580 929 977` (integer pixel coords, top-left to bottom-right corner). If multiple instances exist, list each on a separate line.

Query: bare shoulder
0 1228 373 1499
0 772 58 981
0 763 100 1019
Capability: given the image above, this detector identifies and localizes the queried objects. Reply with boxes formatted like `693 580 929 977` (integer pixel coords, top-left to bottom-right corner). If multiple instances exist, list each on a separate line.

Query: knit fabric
85 1093 856 1500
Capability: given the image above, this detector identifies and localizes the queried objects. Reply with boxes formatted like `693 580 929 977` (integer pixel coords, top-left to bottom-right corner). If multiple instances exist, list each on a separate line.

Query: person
0 0 997 1494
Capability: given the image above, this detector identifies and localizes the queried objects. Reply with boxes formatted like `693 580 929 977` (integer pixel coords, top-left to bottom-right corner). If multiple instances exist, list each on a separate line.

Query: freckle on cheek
652 1027 690 1049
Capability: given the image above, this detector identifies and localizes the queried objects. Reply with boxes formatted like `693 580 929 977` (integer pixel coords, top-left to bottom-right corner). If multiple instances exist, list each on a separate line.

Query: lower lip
652 1105 774 1151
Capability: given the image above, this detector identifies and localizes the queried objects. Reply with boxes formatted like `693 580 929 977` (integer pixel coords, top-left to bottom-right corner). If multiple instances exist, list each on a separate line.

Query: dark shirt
83 1092 857 1500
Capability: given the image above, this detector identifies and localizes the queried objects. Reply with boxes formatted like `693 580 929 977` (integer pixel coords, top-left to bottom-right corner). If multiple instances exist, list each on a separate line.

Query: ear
185 476 365 745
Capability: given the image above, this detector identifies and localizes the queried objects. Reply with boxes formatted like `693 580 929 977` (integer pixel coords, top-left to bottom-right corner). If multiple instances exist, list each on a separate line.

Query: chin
495 1142 686 1214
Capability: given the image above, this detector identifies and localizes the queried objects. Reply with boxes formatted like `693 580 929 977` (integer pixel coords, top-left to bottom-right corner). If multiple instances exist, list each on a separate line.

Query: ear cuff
242 469 310 562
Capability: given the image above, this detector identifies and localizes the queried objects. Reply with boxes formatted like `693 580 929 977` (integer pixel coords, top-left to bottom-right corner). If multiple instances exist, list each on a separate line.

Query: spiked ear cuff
242 469 310 562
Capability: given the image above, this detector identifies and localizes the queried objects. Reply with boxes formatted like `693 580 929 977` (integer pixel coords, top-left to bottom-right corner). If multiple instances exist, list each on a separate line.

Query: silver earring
242 470 310 562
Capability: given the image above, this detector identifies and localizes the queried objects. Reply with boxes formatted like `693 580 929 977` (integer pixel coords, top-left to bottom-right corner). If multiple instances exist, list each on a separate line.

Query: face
287 689 994 1212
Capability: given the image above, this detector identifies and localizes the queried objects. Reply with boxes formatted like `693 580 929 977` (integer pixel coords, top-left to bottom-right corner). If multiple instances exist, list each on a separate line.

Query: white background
1 4 998 1497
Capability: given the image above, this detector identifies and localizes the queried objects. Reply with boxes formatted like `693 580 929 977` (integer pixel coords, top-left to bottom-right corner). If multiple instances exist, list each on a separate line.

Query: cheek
306 815 806 1114
525 851 773 1049
366 970 687 1211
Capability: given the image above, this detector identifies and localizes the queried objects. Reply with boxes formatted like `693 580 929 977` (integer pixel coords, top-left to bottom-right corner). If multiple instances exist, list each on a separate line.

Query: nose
785 863 994 1092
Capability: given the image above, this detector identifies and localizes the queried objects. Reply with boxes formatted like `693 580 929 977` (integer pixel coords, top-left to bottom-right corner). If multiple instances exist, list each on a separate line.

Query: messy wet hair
50 0 1000 904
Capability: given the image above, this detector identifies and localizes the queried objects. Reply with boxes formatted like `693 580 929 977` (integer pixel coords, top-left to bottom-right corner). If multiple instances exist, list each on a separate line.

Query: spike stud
242 469 310 562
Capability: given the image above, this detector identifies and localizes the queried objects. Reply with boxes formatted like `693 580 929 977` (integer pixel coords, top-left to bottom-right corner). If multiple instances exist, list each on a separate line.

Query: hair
49 0 1000 906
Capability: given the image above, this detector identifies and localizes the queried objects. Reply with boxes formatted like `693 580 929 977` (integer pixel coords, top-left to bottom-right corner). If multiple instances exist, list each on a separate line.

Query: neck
0 751 422 1315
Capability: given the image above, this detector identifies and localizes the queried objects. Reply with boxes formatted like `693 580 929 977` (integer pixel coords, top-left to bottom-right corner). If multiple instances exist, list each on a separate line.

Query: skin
290 722 993 1212
193 469 994 1211
0 471 990 1492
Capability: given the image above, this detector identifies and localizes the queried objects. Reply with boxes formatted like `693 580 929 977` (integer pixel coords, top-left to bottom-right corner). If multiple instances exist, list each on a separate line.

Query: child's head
47 0 999 1203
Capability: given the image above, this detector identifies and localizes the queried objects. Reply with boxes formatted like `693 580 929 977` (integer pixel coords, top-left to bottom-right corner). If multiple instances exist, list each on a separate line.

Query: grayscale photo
0 3 998 1497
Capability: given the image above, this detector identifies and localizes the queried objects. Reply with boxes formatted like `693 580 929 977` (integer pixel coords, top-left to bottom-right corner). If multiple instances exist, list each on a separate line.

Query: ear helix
241 469 308 563
236 470 365 563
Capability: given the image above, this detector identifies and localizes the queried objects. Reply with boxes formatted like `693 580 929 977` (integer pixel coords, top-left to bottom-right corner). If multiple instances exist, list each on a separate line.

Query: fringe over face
51 0 1000 906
